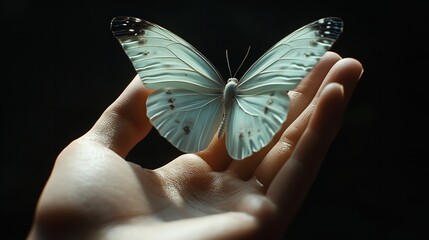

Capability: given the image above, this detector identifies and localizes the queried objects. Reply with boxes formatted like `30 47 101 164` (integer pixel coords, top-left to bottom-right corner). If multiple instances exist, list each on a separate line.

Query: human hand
27 52 363 240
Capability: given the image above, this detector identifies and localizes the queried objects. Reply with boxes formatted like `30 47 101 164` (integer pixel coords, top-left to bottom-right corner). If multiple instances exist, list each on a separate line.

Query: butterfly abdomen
218 78 238 139
218 113 229 139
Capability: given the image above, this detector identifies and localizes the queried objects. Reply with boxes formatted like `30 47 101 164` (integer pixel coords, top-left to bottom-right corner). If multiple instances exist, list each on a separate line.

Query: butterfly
110 16 343 160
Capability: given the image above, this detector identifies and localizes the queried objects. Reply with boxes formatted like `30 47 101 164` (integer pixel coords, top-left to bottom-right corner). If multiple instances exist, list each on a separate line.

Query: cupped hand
28 52 363 240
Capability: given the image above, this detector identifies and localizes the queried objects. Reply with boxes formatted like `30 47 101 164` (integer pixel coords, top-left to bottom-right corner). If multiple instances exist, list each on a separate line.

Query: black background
2 0 428 239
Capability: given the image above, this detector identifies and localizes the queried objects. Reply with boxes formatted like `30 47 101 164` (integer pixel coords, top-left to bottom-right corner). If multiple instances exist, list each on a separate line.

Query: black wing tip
313 17 344 40
110 16 152 38
320 17 344 29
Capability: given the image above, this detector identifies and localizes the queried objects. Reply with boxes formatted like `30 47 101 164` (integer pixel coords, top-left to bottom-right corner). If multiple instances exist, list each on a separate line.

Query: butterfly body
111 16 343 160
218 77 238 139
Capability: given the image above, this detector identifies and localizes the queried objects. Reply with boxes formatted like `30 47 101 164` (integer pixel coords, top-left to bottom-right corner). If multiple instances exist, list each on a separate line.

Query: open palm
28 52 362 240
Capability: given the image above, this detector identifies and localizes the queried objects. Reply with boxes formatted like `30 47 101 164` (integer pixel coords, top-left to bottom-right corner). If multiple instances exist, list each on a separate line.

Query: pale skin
27 52 363 240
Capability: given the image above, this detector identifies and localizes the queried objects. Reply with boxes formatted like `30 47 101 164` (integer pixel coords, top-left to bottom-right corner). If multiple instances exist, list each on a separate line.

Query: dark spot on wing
183 125 190 135
111 16 152 39
264 106 269 114
139 38 147 45
309 40 318 47
175 119 180 124
182 120 193 135
166 90 172 94
304 52 315 57
265 98 274 114
168 98 176 110
239 132 244 141
138 50 149 56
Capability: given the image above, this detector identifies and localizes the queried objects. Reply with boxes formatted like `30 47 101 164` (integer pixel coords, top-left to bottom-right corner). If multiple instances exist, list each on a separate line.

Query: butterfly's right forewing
238 17 343 94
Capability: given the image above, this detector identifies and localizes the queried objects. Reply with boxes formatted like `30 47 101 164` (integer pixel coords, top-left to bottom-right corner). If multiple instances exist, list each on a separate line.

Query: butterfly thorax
224 78 238 100
217 78 238 139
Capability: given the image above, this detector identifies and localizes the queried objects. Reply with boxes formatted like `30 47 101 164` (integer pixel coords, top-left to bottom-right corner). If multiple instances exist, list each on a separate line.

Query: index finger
84 75 153 158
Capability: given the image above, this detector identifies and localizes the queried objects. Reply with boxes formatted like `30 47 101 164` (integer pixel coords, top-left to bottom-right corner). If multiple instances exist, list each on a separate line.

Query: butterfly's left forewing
111 16 224 93
111 16 225 153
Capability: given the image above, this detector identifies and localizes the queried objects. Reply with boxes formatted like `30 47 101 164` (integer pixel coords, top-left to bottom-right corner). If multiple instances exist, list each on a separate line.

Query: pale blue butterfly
111 16 343 160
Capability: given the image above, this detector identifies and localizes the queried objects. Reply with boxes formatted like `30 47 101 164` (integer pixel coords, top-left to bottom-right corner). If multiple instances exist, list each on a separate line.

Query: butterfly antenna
225 49 233 78
233 46 251 78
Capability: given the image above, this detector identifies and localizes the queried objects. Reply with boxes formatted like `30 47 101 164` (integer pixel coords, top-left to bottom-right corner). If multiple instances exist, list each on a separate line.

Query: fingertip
198 135 232 171
309 82 346 139
320 82 346 115
336 57 364 80
86 75 154 157
320 82 344 100
324 51 342 62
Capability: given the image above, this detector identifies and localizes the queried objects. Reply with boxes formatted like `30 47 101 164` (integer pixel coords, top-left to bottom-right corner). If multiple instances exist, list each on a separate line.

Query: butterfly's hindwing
147 89 223 153
226 91 290 160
